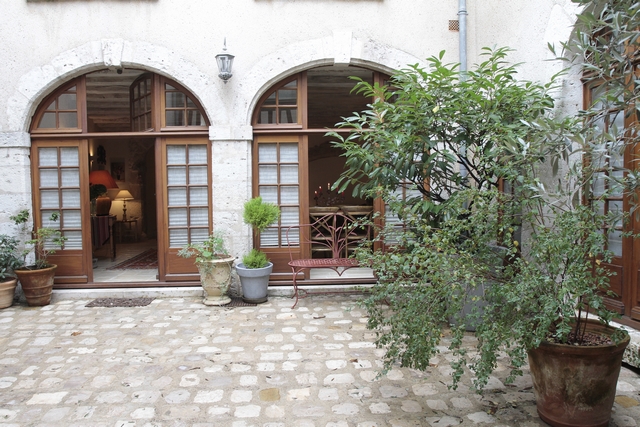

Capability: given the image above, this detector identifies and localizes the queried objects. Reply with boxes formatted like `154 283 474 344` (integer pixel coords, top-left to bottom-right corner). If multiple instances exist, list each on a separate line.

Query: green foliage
10 209 67 270
242 248 270 269
242 196 280 269
329 46 559 225
243 197 280 233
178 232 229 263
0 235 22 281
346 9 639 393
356 189 523 391
89 184 107 201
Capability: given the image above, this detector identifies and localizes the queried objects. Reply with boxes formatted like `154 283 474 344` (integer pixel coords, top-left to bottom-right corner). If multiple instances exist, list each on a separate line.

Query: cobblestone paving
1 295 639 426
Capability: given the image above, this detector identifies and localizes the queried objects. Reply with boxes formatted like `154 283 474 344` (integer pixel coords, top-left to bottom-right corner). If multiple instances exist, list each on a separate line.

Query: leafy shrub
242 248 270 269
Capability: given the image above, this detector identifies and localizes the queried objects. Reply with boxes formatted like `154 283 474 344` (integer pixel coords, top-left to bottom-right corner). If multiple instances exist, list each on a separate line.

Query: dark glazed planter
527 318 630 427
14 265 57 307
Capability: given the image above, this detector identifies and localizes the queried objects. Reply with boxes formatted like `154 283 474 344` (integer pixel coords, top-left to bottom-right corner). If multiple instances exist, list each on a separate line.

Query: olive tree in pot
359 116 631 424
178 232 235 306
332 14 637 424
0 235 23 309
10 209 66 307
236 197 280 303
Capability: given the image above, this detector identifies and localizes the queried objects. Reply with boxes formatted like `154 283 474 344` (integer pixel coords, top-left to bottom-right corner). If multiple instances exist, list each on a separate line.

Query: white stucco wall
0 0 583 261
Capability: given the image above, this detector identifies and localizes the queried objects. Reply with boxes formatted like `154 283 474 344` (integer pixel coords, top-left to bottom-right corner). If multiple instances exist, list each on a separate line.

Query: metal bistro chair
286 212 369 308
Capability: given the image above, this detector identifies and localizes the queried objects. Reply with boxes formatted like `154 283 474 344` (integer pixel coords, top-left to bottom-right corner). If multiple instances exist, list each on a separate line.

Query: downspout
458 0 469 183
458 0 468 75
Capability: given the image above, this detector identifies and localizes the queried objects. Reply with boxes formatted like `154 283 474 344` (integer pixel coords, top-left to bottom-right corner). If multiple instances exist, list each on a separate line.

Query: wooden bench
286 211 370 308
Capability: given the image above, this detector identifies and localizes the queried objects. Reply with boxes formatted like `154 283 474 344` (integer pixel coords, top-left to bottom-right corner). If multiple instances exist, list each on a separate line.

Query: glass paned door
587 81 635 318
254 135 305 276
31 141 90 284
159 138 211 280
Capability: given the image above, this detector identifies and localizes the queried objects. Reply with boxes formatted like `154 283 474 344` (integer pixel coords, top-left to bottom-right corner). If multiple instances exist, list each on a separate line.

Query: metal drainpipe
458 0 468 75
458 0 469 183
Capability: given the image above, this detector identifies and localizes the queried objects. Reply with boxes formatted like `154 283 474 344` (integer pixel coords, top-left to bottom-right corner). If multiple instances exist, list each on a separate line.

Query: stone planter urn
196 257 235 306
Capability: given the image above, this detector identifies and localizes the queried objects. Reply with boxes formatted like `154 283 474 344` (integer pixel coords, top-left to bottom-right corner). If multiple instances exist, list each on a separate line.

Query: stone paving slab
0 295 639 427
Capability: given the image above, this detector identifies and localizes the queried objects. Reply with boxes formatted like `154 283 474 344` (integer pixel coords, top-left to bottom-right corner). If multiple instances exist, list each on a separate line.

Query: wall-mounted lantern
216 38 234 83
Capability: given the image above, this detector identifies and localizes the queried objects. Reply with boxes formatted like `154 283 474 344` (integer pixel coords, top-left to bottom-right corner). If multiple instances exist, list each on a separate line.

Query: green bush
10 209 66 270
0 235 22 281
178 232 229 263
242 248 270 269
243 197 280 233
339 15 640 391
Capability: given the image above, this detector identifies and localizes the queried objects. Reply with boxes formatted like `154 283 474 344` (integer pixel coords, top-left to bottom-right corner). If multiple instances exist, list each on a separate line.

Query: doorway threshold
51 286 203 303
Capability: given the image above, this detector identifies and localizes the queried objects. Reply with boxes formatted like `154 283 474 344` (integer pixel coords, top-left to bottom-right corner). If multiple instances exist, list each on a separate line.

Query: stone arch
7 39 225 133
239 32 425 125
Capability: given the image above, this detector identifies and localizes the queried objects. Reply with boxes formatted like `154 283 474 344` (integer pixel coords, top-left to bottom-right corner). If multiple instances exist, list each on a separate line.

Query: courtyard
0 294 639 426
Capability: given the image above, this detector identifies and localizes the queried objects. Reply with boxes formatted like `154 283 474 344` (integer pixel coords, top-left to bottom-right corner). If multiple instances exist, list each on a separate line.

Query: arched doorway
29 70 212 288
251 65 386 286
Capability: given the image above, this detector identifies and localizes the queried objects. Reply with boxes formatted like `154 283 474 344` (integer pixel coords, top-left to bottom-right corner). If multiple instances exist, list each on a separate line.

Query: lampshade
115 190 134 201
89 170 118 189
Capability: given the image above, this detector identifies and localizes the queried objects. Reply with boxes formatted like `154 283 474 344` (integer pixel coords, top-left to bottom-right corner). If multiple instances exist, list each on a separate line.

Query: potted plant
333 17 636 424
178 232 235 306
0 235 22 309
89 183 110 216
11 209 66 307
347 123 632 426
235 197 280 303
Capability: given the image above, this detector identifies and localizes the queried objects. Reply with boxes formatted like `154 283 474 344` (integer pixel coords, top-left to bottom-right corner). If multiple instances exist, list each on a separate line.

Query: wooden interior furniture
117 218 138 243
91 215 116 260
286 211 370 308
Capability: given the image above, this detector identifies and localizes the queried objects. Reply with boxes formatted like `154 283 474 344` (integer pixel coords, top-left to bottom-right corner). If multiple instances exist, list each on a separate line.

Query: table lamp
115 190 134 221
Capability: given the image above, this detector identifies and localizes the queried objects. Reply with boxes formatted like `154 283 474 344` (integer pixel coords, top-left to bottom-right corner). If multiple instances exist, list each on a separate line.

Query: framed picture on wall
111 160 125 181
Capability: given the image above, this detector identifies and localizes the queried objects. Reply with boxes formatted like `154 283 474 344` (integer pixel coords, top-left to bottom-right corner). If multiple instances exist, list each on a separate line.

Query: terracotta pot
196 257 235 306
0 277 18 309
14 265 57 307
527 318 630 427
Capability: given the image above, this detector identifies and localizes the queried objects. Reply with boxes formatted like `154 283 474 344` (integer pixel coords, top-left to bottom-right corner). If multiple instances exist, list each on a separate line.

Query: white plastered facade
0 0 582 258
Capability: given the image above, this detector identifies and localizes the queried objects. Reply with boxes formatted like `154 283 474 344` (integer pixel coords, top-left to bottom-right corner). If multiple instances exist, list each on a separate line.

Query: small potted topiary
0 235 22 309
236 197 280 303
178 231 235 306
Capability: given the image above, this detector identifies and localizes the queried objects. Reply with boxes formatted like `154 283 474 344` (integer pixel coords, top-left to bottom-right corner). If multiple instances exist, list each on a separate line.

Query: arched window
32 80 82 133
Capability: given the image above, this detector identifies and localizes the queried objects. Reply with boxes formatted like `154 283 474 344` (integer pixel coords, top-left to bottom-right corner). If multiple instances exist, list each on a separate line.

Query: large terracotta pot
196 257 235 306
527 318 630 427
14 265 57 307
0 277 18 309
